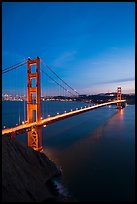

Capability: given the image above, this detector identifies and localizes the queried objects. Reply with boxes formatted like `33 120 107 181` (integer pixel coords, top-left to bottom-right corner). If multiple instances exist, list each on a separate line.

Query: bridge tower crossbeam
27 57 43 152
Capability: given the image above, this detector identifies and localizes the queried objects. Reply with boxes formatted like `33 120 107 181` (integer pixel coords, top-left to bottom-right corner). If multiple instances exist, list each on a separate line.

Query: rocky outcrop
2 136 61 202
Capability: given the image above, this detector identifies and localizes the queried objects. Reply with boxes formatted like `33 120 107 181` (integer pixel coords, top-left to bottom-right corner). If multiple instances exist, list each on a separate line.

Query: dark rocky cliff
2 136 63 202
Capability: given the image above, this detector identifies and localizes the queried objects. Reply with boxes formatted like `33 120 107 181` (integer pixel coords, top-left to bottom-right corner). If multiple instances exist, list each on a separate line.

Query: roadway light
57 112 59 115
22 121 24 124
43 125 46 128
64 111 66 113
71 109 73 111
48 115 50 117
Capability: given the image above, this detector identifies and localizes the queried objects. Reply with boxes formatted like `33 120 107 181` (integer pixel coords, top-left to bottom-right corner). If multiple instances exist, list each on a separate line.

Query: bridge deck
2 100 126 136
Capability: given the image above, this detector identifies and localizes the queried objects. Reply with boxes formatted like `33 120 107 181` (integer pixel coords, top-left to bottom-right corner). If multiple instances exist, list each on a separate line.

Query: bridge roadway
2 100 126 136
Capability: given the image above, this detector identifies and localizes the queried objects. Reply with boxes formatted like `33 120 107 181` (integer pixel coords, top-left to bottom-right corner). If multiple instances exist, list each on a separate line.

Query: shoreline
42 150 77 202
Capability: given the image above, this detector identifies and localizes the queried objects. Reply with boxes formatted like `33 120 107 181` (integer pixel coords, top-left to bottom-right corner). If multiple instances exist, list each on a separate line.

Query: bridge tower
117 87 122 109
27 57 43 152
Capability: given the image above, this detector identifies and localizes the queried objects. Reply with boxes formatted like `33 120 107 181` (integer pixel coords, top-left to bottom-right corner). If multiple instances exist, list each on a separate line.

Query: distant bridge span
2 99 126 136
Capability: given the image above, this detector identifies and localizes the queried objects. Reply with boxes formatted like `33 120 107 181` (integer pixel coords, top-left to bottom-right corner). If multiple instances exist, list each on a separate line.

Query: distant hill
77 93 135 105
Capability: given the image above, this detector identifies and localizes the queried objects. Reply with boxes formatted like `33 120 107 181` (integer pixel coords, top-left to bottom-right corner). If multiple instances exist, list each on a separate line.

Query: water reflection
92 108 125 140
43 107 126 178
43 106 134 202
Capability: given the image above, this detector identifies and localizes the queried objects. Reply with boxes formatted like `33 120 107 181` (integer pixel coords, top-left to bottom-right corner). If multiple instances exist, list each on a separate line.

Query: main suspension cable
40 58 80 95
41 68 77 97
2 59 27 74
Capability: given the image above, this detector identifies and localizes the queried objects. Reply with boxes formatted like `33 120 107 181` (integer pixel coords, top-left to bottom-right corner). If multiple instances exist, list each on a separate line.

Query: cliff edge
2 136 61 202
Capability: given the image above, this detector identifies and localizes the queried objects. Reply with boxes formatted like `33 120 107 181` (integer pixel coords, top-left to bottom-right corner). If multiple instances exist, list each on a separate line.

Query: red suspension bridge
2 57 126 152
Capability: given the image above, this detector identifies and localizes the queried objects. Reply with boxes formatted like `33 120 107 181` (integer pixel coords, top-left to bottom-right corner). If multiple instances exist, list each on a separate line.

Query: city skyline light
2 2 135 95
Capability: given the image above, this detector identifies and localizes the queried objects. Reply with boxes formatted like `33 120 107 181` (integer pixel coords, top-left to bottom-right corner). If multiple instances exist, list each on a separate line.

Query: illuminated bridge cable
2 59 27 74
41 69 77 97
40 58 80 95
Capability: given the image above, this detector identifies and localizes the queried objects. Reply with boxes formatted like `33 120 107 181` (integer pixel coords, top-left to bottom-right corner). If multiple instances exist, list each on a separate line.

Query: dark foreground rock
2 136 76 202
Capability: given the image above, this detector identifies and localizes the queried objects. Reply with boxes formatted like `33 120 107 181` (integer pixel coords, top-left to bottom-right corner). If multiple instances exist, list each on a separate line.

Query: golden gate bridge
2 56 126 152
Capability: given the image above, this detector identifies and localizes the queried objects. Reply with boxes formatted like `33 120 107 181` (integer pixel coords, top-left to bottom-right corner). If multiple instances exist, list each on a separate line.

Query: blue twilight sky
2 2 135 95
